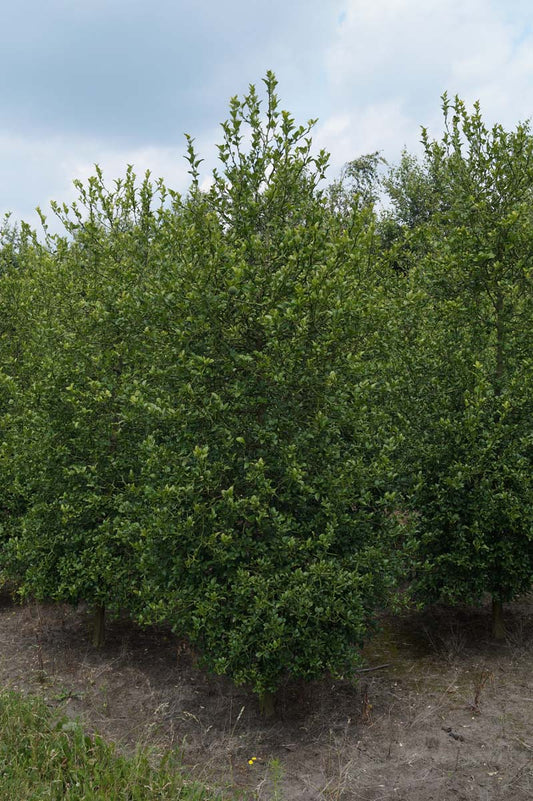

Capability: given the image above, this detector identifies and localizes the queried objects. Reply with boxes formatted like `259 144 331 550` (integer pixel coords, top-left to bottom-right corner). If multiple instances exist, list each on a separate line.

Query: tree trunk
491 596 505 641
259 691 275 718
92 604 106 648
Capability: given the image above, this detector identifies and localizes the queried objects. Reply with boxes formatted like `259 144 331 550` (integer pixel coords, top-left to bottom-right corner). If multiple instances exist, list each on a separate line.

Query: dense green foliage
0 75 404 696
0 77 531 695
383 96 533 632
0 691 222 799
131 91 401 694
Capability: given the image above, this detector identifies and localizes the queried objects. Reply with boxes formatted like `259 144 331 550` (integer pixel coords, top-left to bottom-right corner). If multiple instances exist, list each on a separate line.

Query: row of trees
0 74 531 707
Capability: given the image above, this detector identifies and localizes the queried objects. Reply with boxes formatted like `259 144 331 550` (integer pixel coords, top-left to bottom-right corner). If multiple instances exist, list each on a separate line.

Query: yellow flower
248 756 258 765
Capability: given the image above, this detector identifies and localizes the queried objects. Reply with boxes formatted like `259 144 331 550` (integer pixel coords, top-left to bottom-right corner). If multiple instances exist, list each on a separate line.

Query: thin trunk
92 604 106 648
491 596 505 641
259 691 275 719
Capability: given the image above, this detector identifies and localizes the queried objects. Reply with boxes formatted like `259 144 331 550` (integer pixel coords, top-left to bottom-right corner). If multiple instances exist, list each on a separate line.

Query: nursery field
0 592 531 800
1 77 533 800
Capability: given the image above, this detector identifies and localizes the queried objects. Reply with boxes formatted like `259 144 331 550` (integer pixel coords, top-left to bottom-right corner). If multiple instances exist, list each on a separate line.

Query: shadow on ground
0 591 531 800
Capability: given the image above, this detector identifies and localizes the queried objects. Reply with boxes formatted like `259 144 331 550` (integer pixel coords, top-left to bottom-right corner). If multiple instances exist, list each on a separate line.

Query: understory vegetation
0 690 221 800
0 73 531 714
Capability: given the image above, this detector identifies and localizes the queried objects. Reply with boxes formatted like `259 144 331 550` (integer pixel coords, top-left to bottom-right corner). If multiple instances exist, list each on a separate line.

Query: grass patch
0 690 225 800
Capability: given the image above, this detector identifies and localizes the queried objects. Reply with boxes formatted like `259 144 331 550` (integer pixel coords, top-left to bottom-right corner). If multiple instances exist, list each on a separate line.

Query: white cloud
3 1 533 223
315 101 419 173
0 128 223 232
68 146 189 194
320 0 533 170
328 0 515 90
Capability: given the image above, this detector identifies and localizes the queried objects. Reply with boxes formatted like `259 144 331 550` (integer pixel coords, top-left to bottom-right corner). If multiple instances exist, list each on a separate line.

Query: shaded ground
0 591 531 800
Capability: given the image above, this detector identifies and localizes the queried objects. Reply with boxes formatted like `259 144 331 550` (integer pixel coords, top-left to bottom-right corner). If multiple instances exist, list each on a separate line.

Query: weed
0 690 226 800
360 683 372 724
422 620 468 664
255 757 284 801
267 758 283 801
471 668 493 713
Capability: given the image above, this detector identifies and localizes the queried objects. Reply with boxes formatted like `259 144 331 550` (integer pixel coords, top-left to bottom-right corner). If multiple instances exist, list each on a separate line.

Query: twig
354 663 391 674
513 737 533 751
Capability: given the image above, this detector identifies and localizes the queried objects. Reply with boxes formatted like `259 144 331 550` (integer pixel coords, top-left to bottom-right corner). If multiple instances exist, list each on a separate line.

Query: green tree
133 75 403 704
379 150 450 275
3 168 167 645
2 74 404 702
0 219 45 573
327 152 386 220
393 96 533 637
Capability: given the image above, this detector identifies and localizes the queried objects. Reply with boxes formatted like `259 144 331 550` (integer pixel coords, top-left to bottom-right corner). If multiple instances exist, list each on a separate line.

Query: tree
132 74 404 705
378 150 451 275
2 168 167 645
2 74 404 702
391 96 533 637
327 152 386 220
0 219 45 579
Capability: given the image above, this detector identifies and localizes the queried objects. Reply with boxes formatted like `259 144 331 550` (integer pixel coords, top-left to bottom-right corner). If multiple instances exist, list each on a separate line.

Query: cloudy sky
2 0 533 230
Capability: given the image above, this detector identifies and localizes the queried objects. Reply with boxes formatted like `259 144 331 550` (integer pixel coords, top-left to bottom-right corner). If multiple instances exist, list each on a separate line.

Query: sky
2 0 533 231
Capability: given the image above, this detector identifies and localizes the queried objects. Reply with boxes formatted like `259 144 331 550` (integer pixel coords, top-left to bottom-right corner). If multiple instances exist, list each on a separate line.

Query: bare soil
0 591 531 800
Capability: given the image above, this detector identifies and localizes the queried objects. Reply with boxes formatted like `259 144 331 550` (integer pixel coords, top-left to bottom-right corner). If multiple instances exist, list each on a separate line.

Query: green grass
0 690 226 800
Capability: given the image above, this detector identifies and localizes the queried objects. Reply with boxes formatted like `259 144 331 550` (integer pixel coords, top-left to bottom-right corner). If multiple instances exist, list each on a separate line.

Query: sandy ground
0 590 531 800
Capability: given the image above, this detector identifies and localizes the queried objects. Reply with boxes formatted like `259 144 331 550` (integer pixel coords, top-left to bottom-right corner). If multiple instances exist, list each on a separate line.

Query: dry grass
0 592 531 800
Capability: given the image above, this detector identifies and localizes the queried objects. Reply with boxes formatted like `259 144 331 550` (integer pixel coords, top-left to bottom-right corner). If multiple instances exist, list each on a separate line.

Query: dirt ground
0 591 531 801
